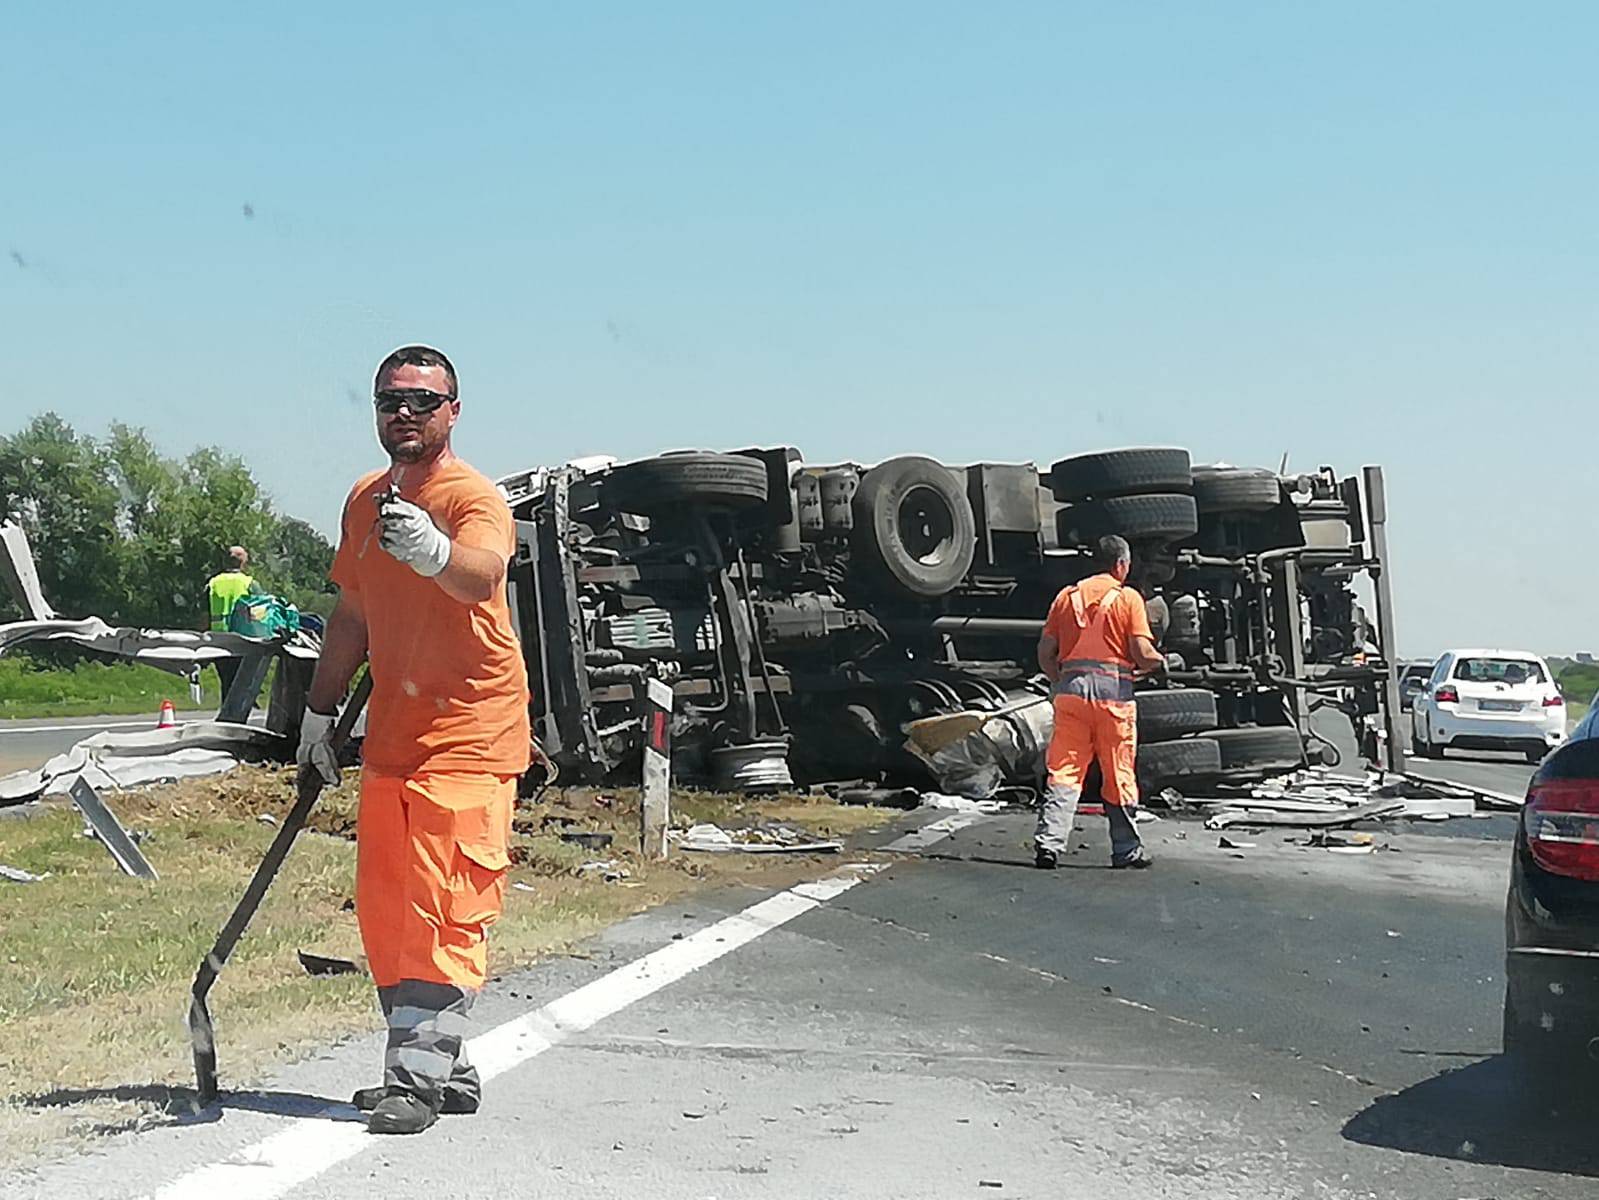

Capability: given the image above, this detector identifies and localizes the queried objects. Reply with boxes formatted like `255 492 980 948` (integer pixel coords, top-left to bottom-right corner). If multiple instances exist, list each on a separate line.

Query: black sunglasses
374 388 455 415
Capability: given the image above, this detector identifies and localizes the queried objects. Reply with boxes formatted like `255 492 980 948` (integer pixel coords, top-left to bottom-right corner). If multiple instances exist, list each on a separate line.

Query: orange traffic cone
157 699 177 730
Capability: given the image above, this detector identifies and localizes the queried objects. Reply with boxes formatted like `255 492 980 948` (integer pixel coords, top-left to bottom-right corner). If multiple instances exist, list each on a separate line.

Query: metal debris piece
559 830 615 850
69 778 159 880
673 823 843 854
1217 836 1257 850
1205 798 1405 830
297 950 362 977
578 859 632 882
1 864 48 883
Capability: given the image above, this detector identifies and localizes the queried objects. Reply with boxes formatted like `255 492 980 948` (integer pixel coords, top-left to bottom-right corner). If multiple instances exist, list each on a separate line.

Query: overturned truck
498 448 1403 797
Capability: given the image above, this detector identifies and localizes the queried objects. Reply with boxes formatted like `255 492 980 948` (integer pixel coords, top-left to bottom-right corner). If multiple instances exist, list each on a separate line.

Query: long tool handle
189 672 373 1104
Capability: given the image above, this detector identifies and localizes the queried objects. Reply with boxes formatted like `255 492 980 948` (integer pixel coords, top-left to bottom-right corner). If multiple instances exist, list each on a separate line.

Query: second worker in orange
1034 534 1167 871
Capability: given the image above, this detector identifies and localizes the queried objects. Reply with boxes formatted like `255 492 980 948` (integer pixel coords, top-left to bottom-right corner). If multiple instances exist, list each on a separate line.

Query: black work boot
1111 845 1154 870
1034 846 1059 870
354 1085 478 1115
368 1091 439 1135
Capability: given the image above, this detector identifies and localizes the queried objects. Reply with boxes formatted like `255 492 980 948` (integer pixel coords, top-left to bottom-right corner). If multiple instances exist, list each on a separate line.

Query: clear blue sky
2 2 1592 656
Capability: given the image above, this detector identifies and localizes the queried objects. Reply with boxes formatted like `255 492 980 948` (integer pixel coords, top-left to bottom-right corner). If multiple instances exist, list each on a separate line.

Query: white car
1410 649 1566 763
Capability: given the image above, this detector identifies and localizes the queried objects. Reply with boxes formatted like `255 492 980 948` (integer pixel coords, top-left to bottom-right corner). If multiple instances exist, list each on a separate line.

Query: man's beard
380 425 434 463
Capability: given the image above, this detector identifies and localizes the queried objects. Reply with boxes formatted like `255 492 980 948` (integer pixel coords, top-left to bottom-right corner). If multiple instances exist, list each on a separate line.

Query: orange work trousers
356 771 515 992
1046 694 1138 806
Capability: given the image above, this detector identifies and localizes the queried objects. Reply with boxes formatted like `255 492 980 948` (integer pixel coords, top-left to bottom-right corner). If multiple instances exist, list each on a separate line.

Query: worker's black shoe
1034 847 1059 870
1111 846 1154 870
367 1092 440 1135
354 1086 478 1115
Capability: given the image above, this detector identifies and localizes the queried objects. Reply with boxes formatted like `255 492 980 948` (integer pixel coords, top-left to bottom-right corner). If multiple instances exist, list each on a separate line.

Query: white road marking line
141 863 884 1200
0 720 158 735
882 812 986 852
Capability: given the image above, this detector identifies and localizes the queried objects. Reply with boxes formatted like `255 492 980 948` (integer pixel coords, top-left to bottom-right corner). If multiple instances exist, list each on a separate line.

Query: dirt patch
0 766 896 1167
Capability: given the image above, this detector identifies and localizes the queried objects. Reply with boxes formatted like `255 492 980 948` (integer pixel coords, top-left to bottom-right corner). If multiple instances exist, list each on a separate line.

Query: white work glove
378 494 452 578
297 707 340 786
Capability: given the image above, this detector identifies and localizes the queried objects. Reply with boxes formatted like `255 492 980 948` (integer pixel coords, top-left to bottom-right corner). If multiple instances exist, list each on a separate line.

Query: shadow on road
1342 1056 1599 1177
22 1084 363 1132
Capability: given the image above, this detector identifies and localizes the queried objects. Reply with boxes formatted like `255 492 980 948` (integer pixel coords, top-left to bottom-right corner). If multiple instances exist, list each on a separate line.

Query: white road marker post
641 674 673 858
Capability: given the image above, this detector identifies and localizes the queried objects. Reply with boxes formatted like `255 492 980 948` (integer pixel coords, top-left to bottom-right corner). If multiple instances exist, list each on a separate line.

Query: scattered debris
834 786 922 809
68 778 159 880
578 859 632 882
673 823 843 854
1204 797 1405 831
257 813 278 826
297 950 362 977
512 881 537 893
559 830 615 851
1 864 48 883
1183 765 1519 832
918 793 1008 815
1217 836 1257 850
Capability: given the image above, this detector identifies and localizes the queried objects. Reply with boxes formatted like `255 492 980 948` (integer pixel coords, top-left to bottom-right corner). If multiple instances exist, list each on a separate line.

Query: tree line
0 413 337 629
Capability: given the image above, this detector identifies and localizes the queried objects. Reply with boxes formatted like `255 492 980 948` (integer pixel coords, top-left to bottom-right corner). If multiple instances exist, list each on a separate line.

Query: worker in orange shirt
299 345 530 1136
1034 535 1166 870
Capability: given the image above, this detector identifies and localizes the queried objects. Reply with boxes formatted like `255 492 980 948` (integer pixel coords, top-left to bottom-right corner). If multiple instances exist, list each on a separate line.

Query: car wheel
604 452 770 512
1056 493 1200 547
1049 448 1193 503
1135 689 1219 742
1192 467 1282 514
1196 726 1307 772
850 456 977 599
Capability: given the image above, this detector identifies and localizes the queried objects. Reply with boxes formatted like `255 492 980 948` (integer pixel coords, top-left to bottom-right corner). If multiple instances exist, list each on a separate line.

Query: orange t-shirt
1042 573 1153 669
330 459 531 777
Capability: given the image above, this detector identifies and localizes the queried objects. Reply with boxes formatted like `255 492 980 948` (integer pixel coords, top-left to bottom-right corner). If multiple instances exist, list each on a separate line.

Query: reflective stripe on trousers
380 979 480 1105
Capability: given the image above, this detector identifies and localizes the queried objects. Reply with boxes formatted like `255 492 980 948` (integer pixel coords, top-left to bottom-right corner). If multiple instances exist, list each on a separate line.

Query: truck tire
1056 494 1199 546
1192 467 1281 514
1050 448 1193 503
1136 689 1218 742
1137 737 1223 786
605 452 770 511
1197 726 1306 771
851 456 977 599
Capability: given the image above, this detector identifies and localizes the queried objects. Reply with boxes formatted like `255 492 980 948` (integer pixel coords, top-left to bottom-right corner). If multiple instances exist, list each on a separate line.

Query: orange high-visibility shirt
330 460 531 777
1043 573 1153 674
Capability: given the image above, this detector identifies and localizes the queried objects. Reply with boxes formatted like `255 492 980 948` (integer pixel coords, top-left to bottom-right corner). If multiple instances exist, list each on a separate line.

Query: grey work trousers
1035 783 1144 863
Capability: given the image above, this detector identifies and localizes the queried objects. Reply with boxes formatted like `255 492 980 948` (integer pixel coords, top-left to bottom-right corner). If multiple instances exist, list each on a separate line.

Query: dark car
1503 705 1599 1082
1397 659 1434 712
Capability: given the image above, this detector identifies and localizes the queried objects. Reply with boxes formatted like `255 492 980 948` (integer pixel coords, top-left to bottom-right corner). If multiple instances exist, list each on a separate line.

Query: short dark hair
374 344 458 398
1094 535 1131 571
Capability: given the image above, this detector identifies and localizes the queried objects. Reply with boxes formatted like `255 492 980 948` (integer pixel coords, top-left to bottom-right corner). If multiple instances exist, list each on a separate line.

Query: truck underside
500 447 1401 797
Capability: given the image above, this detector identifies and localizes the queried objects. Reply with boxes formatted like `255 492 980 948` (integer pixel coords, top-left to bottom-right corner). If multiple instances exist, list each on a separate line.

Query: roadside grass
1568 698 1591 729
0 768 894 1165
0 657 223 720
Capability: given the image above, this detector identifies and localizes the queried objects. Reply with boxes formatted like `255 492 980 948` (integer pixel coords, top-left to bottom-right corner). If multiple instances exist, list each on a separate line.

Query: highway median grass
0 656 222 720
0 767 894 1166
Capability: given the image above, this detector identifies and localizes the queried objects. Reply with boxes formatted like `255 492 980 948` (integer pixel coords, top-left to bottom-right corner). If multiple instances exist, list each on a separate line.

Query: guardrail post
1363 465 1406 772
641 675 673 858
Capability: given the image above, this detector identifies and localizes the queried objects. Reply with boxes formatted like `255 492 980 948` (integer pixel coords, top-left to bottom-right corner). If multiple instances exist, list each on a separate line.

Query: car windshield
1452 657 1546 684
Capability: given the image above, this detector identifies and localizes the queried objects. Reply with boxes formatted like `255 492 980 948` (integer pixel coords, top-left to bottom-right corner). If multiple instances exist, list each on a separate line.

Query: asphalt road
0 715 167 777
6 741 1594 1199
0 713 262 778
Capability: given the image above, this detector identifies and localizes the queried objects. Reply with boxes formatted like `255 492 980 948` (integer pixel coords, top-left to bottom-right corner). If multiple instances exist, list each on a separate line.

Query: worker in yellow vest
206 546 255 699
